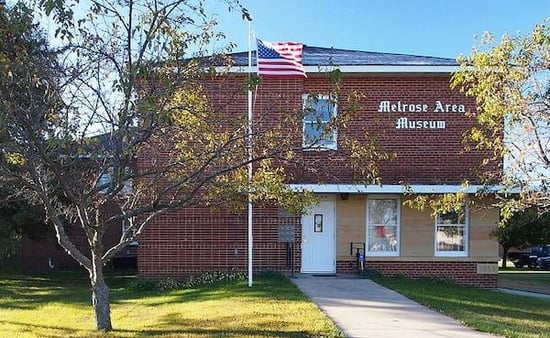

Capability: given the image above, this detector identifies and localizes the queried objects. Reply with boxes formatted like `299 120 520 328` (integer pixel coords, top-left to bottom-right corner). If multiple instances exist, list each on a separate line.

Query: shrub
130 270 248 291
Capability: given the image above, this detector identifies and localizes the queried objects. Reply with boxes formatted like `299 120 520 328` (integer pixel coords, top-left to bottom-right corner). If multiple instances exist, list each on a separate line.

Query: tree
451 22 550 217
0 0 384 331
492 208 550 268
0 1 60 266
0 184 51 268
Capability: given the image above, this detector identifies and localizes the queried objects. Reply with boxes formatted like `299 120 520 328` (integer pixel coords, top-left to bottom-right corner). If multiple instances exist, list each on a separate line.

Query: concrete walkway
291 275 497 338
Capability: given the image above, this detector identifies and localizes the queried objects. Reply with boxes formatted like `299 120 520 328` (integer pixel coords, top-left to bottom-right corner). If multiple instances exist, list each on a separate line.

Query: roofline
221 65 458 74
288 184 505 194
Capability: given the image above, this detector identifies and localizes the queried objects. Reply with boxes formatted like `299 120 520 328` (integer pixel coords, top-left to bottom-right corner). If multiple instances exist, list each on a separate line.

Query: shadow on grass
0 271 91 309
1 318 319 338
114 273 310 308
0 270 308 309
372 276 550 336
0 272 327 338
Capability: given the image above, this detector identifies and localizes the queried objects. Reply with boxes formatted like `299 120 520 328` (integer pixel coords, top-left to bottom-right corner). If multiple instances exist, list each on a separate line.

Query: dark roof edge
229 45 458 67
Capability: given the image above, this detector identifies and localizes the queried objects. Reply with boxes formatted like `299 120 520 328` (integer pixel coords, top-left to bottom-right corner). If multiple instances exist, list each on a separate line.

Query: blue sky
210 0 550 59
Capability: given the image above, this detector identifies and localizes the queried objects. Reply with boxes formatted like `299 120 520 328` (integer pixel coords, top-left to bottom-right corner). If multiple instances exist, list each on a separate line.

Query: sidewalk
291 275 496 338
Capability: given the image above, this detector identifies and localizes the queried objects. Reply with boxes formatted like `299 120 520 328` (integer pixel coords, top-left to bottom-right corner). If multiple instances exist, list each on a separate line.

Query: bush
130 270 248 291
0 231 21 270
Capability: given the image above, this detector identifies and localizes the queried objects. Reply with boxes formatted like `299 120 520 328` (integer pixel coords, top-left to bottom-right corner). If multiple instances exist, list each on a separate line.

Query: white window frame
302 94 337 150
434 205 469 257
365 195 400 257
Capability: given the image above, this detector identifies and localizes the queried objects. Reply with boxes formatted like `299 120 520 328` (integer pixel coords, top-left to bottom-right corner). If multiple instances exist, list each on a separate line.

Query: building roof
229 45 457 67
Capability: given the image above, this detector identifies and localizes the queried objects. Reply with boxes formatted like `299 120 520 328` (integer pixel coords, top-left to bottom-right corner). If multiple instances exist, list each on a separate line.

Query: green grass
499 270 550 282
0 271 343 337
372 276 550 338
498 269 550 295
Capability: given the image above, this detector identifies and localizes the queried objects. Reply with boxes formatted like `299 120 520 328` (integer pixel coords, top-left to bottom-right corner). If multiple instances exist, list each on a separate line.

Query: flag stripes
257 40 306 78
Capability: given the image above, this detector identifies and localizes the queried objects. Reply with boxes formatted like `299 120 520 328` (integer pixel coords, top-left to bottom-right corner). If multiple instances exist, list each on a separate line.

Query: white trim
220 65 458 74
288 184 503 194
302 94 338 150
434 204 469 257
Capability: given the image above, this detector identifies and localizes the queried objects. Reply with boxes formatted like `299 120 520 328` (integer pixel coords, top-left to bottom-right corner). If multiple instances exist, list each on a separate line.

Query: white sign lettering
396 117 446 129
377 100 466 130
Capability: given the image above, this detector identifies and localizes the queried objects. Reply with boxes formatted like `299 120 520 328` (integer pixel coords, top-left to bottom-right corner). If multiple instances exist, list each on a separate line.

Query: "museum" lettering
395 117 446 129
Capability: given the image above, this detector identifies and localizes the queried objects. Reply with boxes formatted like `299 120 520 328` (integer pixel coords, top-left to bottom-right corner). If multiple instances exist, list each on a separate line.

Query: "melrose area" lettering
377 100 466 130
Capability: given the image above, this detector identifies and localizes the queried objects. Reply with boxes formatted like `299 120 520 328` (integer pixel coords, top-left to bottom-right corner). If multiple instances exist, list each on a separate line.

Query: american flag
256 40 306 78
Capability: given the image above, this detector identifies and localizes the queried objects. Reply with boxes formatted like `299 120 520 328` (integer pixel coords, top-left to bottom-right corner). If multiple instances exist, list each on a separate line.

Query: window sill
365 252 400 257
302 145 337 151
435 252 468 257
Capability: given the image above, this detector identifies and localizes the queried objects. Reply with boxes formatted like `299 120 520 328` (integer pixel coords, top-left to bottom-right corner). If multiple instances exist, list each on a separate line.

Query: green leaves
452 21 550 216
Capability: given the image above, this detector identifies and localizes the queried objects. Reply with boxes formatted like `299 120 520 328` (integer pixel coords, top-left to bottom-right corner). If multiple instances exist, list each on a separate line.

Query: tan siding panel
401 198 434 257
469 204 499 258
336 195 366 260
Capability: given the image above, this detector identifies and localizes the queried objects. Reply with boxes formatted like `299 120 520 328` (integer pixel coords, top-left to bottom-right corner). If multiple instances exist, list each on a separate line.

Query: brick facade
135 71 501 288
20 204 136 272
364 260 498 288
201 74 497 185
138 207 302 279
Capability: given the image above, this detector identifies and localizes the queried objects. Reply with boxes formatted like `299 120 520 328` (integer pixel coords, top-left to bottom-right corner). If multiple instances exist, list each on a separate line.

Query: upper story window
97 167 133 195
366 197 400 256
302 94 337 150
435 206 469 257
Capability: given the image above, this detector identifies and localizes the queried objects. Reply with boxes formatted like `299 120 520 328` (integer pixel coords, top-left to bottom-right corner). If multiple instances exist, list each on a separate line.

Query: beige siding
335 194 499 262
336 195 366 261
401 197 434 257
469 204 499 258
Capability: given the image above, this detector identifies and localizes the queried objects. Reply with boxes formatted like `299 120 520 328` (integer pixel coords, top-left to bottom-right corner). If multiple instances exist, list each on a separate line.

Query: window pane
436 226 465 251
304 98 332 121
314 99 332 120
368 225 398 252
314 214 323 232
367 199 399 254
97 172 112 194
304 122 323 144
436 210 465 224
303 95 337 149
368 199 397 225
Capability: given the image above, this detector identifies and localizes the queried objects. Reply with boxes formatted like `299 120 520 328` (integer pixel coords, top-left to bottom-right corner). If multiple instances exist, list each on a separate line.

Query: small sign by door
278 224 295 242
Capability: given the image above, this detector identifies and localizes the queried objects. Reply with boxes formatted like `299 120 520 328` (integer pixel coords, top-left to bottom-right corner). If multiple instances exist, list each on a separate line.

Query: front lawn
499 270 550 295
0 271 343 337
372 276 550 338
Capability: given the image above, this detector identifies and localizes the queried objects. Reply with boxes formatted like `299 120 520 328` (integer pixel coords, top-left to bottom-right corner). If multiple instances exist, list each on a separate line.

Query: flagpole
247 20 253 288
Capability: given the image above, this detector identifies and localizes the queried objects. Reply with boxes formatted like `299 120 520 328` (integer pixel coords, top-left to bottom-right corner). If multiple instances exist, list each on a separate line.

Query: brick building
137 46 501 288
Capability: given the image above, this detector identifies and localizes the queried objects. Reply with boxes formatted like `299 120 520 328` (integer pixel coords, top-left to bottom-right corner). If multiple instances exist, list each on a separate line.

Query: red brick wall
201 74 497 185
138 207 302 279
363 260 498 288
21 234 83 271
20 204 130 272
137 72 500 284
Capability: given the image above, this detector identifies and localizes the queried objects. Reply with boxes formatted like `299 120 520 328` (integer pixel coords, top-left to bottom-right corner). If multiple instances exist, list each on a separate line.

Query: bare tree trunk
90 238 112 331
502 247 509 269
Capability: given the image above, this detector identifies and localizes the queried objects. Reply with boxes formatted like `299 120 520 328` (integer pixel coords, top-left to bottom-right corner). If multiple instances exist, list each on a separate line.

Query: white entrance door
301 200 336 273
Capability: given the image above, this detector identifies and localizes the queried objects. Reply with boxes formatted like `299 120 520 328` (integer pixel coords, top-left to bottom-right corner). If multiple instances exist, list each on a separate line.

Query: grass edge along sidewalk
498 269 550 295
372 276 550 338
0 271 344 337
